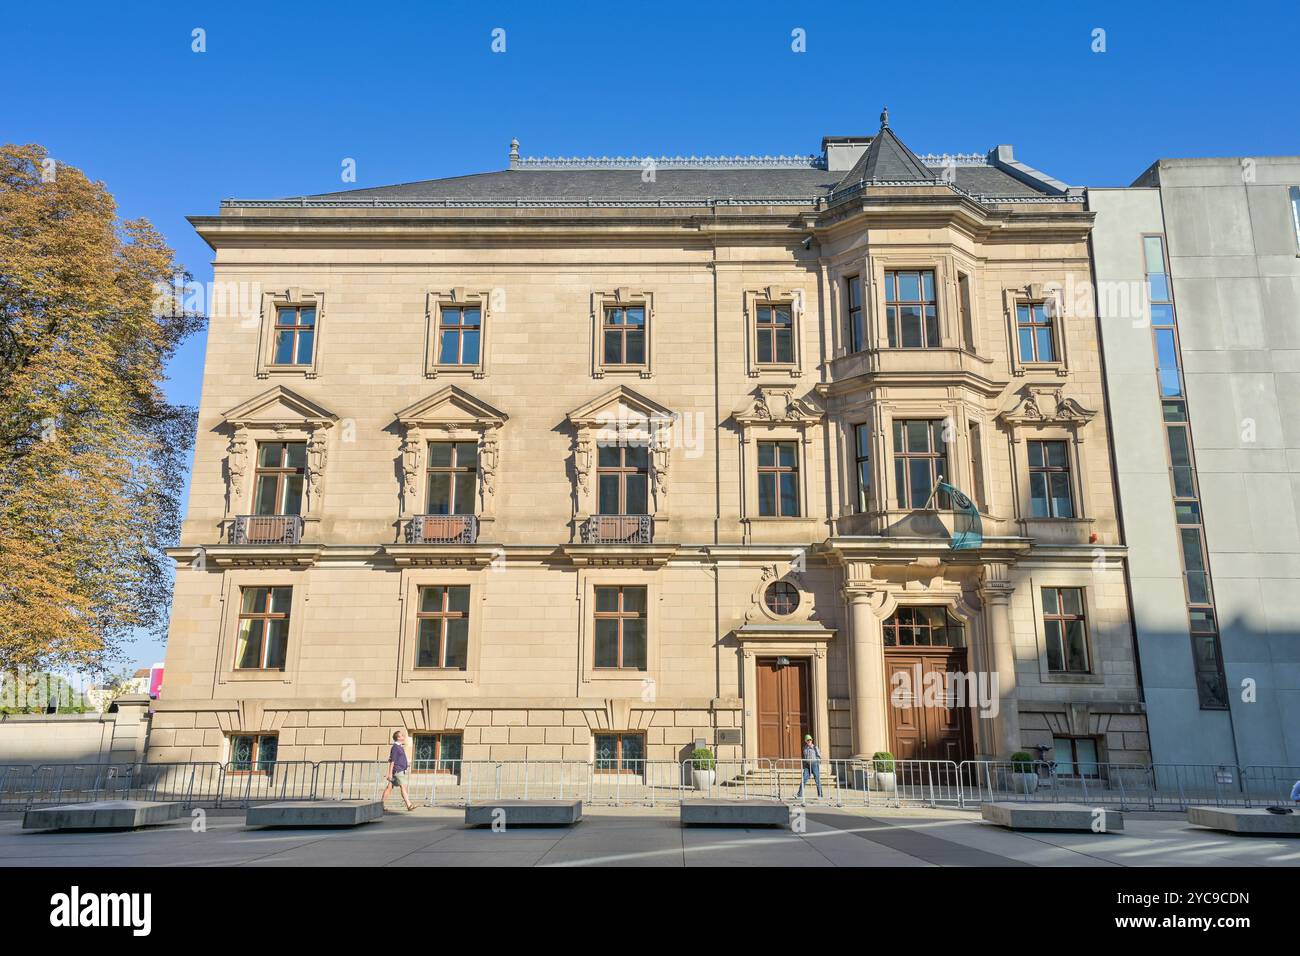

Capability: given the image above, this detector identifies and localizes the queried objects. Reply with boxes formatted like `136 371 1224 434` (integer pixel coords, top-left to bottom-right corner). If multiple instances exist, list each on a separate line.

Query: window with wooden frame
253 441 306 515
1015 302 1057 363
882 607 966 648
593 732 645 772
957 272 975 352
968 422 987 511
271 306 316 366
426 441 477 515
593 585 647 670
602 306 646 366
884 269 939 348
854 423 871 513
1028 439 1074 518
892 420 949 510
228 733 278 774
845 276 865 353
1041 587 1090 673
416 585 470 670
757 440 800 517
754 303 795 365
235 586 291 670
412 732 463 773
436 306 482 367
597 444 649 515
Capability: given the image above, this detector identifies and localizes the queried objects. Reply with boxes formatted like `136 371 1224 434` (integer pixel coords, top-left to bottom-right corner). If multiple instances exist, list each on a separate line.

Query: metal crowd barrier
0 759 1294 811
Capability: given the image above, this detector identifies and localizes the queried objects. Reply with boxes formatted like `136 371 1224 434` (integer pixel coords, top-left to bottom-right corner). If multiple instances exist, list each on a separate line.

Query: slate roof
834 124 937 187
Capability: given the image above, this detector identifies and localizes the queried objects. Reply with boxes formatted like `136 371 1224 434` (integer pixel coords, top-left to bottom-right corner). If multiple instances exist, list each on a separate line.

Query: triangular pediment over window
222 385 339 429
566 385 676 430
396 385 509 429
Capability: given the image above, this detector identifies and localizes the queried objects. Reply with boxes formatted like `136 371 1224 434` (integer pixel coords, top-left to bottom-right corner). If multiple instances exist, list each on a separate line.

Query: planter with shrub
1009 751 1039 794
689 747 716 790
871 751 896 791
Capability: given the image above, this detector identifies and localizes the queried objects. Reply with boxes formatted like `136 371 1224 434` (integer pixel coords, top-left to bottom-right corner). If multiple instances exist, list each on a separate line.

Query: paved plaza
2 806 1297 867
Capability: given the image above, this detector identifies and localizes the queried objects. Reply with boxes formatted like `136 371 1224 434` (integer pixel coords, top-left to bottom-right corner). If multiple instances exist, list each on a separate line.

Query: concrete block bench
1187 806 1300 836
245 800 383 828
680 799 789 828
981 802 1124 832
23 800 183 831
465 800 582 827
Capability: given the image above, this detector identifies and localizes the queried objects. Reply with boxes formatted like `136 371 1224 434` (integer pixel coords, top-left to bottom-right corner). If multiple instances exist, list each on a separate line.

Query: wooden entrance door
885 652 972 763
756 657 811 760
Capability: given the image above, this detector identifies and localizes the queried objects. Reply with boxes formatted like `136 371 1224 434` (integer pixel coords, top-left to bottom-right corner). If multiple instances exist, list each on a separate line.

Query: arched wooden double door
883 607 974 763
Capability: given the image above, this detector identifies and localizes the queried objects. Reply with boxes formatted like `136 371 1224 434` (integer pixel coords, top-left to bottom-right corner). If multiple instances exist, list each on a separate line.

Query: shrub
872 751 895 773
689 747 716 771
1010 751 1037 772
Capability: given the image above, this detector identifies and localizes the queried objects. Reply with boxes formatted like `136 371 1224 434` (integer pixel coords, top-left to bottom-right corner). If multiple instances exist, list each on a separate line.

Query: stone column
980 564 1021 757
846 590 888 758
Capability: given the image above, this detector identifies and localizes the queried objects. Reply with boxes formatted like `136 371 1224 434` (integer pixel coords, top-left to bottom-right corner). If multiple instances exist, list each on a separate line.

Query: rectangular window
968 422 987 510
235 586 291 670
884 270 938 348
253 442 306 516
757 440 800 517
1028 440 1074 518
1291 186 1300 250
1190 609 1228 709
228 734 278 774
413 732 463 773
1042 587 1089 673
854 423 871 513
892 420 949 510
845 276 865 352
426 441 477 515
602 306 646 366
436 306 482 366
1144 235 1172 305
597 444 649 515
1052 736 1099 778
755 304 795 364
957 272 975 351
1016 303 1056 363
272 307 316 366
594 732 645 772
593 586 647 670
416 586 470 669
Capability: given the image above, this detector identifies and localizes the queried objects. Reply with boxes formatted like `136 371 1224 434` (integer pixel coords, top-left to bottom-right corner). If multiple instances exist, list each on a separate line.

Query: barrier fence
0 759 1295 811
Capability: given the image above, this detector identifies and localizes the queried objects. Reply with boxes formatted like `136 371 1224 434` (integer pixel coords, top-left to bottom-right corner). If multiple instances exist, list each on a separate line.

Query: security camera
800 235 814 251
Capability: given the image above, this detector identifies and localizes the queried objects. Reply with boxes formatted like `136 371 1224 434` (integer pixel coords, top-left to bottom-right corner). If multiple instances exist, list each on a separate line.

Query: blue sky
2 0 1297 672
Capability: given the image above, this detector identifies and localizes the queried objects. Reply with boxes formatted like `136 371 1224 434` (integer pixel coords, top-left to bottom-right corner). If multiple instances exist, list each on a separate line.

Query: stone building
1088 157 1300 768
154 114 1150 774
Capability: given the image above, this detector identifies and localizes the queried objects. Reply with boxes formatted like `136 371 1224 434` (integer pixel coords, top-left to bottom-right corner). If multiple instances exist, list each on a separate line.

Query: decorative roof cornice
509 154 825 170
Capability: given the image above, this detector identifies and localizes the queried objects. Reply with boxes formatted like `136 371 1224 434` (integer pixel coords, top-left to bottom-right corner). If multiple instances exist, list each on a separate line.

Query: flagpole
921 473 945 511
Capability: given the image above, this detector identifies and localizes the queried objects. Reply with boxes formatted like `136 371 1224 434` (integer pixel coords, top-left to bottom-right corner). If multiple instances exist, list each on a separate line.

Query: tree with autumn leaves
0 144 201 675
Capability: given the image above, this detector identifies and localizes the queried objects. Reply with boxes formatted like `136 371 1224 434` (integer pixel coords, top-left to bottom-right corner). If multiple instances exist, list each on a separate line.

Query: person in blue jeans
797 734 823 800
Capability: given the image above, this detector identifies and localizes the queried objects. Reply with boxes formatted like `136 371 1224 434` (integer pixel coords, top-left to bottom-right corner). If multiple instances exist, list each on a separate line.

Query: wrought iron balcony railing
581 514 653 545
405 514 479 545
230 514 303 546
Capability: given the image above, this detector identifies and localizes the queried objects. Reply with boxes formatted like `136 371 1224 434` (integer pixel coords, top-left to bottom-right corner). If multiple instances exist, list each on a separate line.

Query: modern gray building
1088 158 1300 768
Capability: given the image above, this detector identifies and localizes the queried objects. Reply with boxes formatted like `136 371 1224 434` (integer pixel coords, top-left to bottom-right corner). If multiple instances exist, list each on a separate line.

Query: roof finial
880 106 890 129
509 138 520 166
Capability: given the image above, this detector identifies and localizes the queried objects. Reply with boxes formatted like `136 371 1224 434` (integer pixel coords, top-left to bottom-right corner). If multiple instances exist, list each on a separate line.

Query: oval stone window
764 581 800 616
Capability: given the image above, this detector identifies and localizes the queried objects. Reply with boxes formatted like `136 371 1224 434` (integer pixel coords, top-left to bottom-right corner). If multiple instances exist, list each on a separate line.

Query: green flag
937 481 982 550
